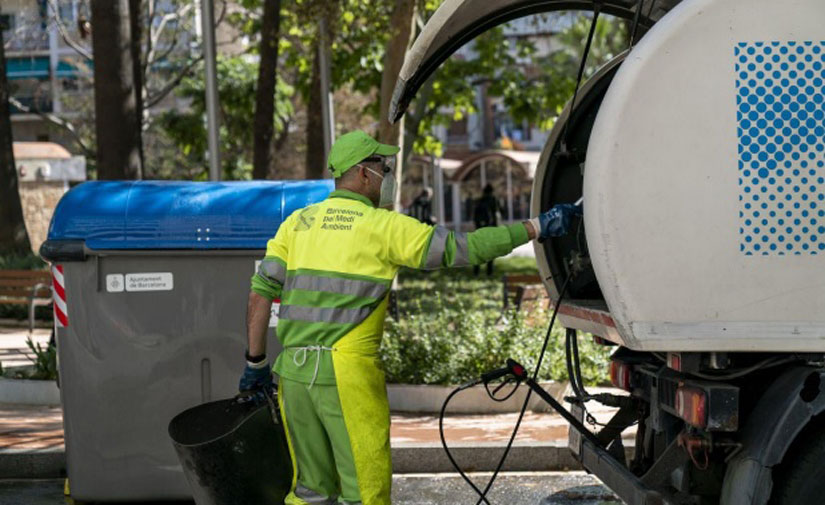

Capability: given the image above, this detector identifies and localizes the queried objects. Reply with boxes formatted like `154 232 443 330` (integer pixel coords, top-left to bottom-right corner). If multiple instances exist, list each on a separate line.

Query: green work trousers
281 377 362 505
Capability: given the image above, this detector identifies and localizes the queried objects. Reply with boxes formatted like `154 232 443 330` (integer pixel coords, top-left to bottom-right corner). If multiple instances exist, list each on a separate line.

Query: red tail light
610 360 632 391
667 353 682 371
675 387 707 429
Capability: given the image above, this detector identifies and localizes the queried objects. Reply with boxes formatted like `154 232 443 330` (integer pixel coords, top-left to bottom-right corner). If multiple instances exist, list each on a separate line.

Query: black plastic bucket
168 393 293 505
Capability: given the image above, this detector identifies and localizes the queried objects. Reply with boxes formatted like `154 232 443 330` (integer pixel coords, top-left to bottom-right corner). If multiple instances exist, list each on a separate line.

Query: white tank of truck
579 0 825 352
392 0 825 353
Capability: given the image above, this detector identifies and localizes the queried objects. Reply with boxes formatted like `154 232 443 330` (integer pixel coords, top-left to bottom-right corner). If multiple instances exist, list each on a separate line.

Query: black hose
472 274 573 505
566 328 583 399
441 1 602 500
571 328 590 398
559 1 602 152
438 379 490 505
629 0 645 46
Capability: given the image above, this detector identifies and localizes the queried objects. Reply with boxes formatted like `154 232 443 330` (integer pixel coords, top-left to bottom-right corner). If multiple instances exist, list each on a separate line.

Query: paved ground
0 473 619 505
0 328 50 369
0 401 631 452
0 404 62 452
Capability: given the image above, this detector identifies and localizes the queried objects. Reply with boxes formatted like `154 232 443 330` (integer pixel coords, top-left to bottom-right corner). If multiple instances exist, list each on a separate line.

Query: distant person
408 187 435 225
473 184 503 276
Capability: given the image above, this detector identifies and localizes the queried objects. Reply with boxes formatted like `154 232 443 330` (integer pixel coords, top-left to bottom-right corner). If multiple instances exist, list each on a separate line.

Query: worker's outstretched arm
423 222 534 269
387 204 580 270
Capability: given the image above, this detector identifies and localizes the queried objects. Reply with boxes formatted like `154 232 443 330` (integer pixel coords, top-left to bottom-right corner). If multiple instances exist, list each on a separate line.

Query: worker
239 130 581 505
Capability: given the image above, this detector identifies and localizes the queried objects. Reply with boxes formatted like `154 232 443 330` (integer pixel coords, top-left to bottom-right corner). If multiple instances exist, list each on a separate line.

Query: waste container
40 180 333 501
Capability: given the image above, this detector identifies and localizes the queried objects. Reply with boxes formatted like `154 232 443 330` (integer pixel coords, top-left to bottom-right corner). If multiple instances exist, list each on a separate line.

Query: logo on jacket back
294 206 319 231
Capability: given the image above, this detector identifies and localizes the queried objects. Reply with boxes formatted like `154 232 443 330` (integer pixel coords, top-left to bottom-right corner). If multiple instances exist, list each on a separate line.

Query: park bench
0 270 52 332
502 274 546 312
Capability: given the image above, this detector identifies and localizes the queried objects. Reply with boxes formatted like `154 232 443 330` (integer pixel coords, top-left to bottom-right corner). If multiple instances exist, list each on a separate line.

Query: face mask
366 166 397 208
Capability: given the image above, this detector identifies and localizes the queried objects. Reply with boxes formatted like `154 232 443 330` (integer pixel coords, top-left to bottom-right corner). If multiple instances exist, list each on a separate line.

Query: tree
406 12 630 158
305 46 327 179
6 0 221 178
0 37 32 254
499 13 629 130
90 0 143 179
159 57 294 180
252 0 282 179
304 1 339 180
377 0 416 144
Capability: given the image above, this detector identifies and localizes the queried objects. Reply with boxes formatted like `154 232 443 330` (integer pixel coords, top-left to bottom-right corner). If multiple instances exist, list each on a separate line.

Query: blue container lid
47 180 334 250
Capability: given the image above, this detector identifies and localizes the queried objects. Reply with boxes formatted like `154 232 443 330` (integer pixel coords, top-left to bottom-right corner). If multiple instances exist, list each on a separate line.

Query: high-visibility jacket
250 189 530 386
251 188 529 505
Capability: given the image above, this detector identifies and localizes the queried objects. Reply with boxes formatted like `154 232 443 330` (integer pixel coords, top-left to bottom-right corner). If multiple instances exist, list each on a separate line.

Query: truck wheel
771 427 825 504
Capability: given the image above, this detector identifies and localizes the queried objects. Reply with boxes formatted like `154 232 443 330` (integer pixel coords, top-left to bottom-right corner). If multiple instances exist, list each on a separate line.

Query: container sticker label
125 272 174 292
106 274 125 293
255 260 280 327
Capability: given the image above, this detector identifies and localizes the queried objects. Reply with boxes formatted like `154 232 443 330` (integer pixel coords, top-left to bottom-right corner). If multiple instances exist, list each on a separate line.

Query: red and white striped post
52 265 68 327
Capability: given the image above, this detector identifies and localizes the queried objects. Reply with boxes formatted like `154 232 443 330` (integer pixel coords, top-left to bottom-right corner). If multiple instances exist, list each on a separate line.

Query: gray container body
57 250 280 501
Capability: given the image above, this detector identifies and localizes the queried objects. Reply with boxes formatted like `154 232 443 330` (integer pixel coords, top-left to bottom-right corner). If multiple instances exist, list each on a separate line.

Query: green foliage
158 56 294 180
231 0 393 117
217 3 630 174
502 14 628 130
380 258 612 385
0 253 47 270
411 12 629 155
25 337 57 381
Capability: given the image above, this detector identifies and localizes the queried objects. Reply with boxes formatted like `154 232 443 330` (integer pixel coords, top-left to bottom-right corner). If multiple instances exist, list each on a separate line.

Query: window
0 14 14 32
58 0 76 23
447 117 468 144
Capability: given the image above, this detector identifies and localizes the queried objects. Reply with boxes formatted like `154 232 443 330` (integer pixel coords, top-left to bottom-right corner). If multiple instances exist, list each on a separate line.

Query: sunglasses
362 156 395 174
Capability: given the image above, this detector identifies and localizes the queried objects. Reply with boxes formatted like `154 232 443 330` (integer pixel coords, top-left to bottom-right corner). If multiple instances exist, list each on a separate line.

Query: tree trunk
377 0 417 145
0 39 32 255
305 48 326 179
128 0 144 170
91 0 143 180
253 0 281 180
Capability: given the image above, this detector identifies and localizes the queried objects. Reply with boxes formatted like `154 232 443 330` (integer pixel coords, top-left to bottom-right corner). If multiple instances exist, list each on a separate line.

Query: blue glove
536 203 582 239
238 360 273 394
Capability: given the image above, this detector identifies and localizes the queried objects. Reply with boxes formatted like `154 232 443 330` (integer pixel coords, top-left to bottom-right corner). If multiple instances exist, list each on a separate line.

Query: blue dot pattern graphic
736 41 825 256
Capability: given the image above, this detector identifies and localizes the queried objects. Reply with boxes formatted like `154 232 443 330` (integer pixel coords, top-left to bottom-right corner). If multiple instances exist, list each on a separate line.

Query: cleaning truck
391 0 825 504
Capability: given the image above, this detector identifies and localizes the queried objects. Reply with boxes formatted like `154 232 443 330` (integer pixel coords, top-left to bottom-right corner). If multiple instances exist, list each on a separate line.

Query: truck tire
770 427 825 504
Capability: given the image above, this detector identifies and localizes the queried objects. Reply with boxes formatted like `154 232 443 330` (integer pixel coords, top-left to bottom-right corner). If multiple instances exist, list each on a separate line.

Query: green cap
327 130 400 178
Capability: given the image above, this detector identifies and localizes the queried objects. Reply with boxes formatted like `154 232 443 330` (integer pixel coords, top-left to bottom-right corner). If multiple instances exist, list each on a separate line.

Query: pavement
0 328 50 370
0 324 629 503
0 473 619 505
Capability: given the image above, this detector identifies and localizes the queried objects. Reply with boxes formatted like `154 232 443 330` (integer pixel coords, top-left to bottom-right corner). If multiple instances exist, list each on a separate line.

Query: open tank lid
46 180 333 250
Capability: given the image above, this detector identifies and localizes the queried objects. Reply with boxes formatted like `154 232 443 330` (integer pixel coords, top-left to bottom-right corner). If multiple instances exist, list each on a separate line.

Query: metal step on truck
391 1 825 504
